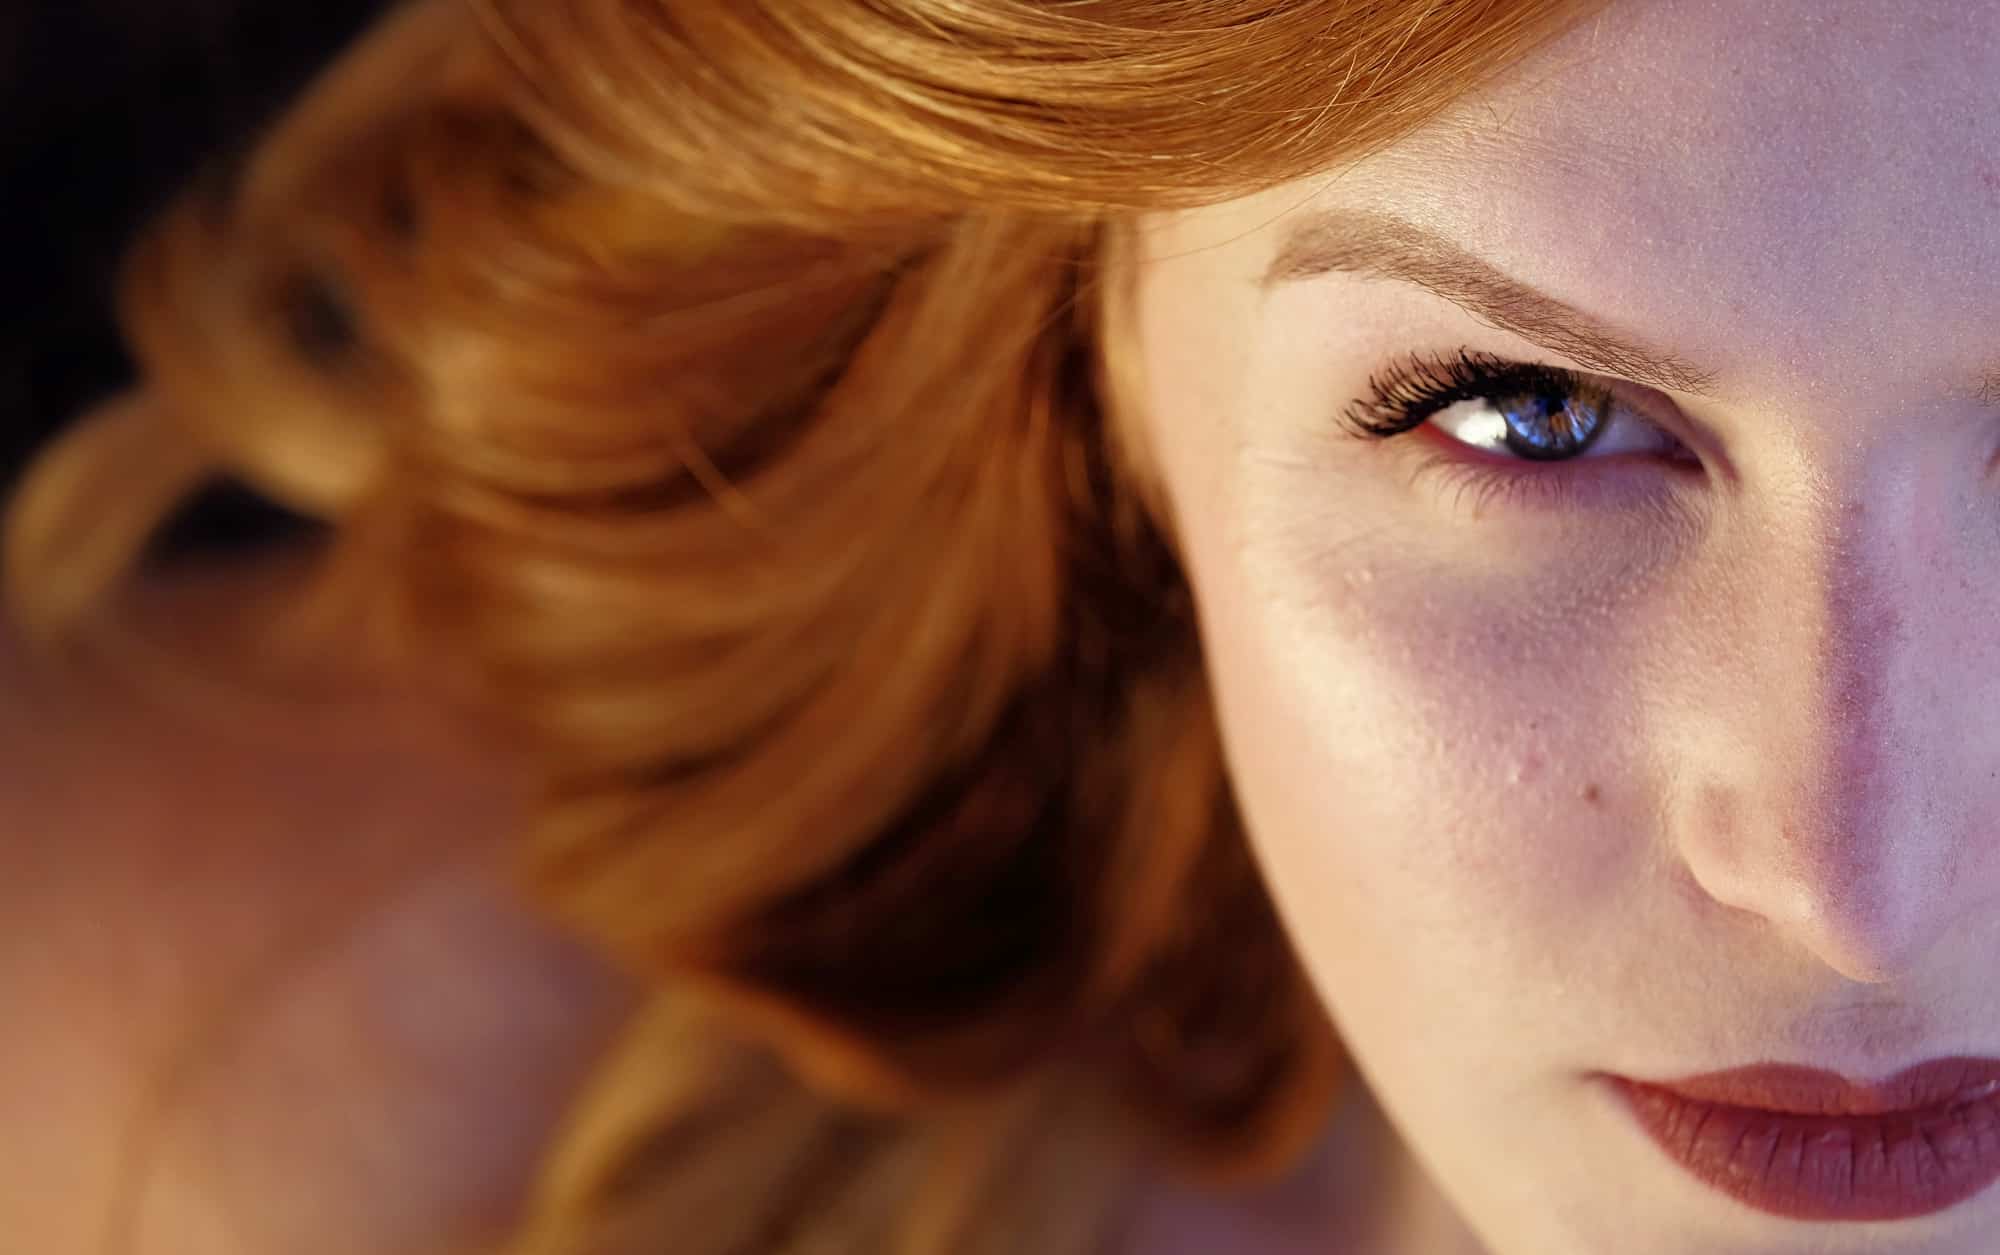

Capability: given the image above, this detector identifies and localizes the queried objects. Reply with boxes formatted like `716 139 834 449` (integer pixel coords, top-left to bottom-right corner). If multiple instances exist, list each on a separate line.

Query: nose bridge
1785 485 1925 903
1677 451 1970 983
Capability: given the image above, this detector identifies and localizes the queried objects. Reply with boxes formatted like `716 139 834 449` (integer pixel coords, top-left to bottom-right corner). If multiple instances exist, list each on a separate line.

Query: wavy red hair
6 2 1595 1250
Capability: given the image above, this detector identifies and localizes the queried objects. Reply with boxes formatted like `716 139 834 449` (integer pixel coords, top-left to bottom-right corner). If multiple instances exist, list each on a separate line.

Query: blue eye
1429 388 1606 461
1344 349 1683 464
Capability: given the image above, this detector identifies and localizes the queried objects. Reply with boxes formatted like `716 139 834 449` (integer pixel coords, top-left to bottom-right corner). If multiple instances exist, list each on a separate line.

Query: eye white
1430 398 1515 452
1428 396 1674 459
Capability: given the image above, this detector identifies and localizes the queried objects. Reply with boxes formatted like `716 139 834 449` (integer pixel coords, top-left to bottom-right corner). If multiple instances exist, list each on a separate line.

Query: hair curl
5 2 1594 1251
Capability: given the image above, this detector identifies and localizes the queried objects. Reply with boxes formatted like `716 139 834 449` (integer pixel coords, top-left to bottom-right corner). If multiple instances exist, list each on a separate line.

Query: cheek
1169 472 1666 1067
1126 216 1705 1068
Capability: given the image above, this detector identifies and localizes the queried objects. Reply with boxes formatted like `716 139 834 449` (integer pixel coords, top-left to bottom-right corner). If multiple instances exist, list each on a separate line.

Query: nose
1669 453 2000 984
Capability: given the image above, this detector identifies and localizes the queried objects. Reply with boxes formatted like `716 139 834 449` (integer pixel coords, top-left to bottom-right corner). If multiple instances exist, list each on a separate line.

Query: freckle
1583 783 1603 806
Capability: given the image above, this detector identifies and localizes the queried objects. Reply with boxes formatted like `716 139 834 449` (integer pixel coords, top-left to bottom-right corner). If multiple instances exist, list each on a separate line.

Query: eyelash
1344 348 1600 441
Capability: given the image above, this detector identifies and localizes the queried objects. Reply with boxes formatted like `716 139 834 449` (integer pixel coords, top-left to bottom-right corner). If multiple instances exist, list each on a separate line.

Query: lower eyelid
1402 429 1701 517
1401 448 1576 517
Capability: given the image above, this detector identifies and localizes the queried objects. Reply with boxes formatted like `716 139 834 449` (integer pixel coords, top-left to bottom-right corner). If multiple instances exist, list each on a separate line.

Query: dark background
1 1 392 548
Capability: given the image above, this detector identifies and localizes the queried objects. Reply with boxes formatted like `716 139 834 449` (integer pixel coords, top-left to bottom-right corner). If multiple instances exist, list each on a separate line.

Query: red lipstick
1614 1059 2000 1221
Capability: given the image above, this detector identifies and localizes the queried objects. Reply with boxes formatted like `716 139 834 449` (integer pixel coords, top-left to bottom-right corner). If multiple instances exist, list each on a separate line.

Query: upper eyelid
1262 208 1722 399
1345 349 1590 437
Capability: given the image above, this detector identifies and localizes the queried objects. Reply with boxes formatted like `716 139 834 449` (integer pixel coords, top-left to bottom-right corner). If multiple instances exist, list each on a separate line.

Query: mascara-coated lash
1342 348 1599 441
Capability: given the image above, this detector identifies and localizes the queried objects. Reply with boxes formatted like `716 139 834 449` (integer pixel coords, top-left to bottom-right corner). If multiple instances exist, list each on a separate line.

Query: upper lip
1629 1057 2000 1116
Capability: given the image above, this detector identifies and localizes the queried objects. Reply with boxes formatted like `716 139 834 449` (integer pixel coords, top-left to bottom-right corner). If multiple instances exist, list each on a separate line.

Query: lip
1612 1058 2000 1222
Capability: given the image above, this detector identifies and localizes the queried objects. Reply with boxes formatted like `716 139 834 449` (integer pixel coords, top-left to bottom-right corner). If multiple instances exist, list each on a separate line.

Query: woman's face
1130 1 2000 1250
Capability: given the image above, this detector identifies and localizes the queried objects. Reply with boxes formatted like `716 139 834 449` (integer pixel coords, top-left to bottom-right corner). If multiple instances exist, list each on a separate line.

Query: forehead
1239 0 2000 407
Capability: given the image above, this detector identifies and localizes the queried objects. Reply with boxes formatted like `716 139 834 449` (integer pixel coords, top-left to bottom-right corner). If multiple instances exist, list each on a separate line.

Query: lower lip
1613 1061 2000 1222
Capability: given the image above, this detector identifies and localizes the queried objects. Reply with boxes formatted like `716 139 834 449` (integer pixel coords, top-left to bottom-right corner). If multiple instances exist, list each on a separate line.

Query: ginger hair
4 2 1594 1251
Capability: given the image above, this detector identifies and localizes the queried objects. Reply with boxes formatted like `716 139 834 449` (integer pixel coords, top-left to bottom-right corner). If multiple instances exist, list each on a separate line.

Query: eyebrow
1262 209 1721 398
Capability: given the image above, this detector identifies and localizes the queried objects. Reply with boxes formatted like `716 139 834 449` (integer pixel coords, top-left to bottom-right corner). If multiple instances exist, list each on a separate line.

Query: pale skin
1124 0 2000 1250
12 0 2000 1252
